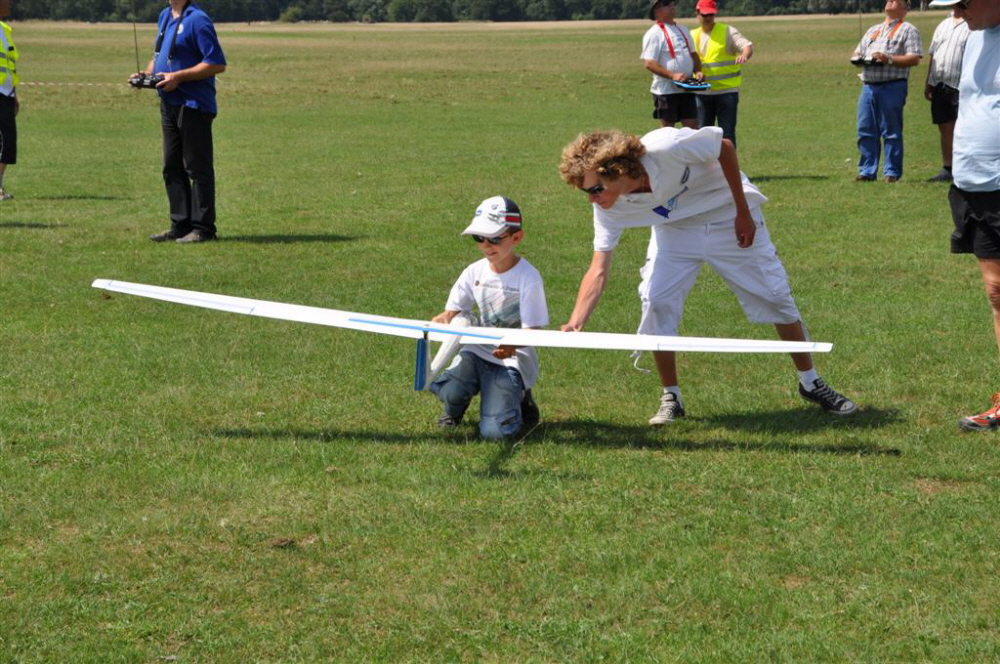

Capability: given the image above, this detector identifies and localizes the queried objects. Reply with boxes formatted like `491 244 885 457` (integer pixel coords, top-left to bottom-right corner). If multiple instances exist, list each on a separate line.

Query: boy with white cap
429 196 549 438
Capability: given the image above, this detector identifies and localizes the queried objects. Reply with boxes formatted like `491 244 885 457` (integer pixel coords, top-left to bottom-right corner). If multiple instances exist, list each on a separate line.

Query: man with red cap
691 0 753 148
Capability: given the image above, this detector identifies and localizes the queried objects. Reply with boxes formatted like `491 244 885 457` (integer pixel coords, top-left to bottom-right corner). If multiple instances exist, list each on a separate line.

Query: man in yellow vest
0 0 18 201
691 0 753 148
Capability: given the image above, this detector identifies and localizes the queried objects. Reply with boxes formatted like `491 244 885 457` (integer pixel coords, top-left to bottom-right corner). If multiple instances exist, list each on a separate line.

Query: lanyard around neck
870 19 903 45
154 2 192 61
657 21 691 60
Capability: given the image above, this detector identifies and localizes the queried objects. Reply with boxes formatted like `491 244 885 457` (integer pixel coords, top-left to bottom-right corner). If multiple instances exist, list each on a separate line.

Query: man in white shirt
558 127 856 425
931 0 1000 431
641 0 702 129
923 6 970 182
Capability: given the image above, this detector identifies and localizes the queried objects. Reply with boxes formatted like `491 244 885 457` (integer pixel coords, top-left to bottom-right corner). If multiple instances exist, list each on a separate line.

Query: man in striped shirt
851 0 923 183
924 7 970 182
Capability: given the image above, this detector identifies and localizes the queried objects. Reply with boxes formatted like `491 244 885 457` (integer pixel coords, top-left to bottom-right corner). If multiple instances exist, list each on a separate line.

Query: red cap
696 0 718 14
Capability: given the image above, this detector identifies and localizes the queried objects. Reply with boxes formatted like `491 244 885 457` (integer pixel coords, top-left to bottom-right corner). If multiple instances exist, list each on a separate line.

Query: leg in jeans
478 364 524 439
714 91 739 148
878 80 907 179
856 84 880 178
430 351 480 421
696 94 717 131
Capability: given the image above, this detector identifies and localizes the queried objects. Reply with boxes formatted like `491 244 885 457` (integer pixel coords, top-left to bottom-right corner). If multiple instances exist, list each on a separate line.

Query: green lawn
2 14 998 662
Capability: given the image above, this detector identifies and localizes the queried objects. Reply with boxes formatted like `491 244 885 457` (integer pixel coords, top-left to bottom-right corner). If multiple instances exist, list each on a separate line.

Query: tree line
10 0 912 23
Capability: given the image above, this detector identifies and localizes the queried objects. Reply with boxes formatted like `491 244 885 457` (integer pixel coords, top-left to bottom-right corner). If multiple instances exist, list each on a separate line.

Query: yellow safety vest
691 22 740 92
0 21 18 88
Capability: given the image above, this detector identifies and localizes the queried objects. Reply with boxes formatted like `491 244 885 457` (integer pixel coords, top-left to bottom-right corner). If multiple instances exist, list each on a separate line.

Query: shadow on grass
217 234 357 244
32 194 126 201
749 175 828 183
0 221 62 229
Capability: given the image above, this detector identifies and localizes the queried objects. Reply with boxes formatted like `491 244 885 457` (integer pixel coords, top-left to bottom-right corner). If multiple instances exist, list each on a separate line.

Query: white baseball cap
928 0 961 6
461 196 523 238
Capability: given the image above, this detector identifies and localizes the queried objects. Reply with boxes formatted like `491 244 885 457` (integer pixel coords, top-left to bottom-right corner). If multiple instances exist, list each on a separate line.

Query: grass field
2 13 999 661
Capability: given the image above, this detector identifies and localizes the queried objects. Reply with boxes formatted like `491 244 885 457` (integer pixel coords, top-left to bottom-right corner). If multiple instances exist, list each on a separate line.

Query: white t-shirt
444 256 548 388
641 22 697 95
593 126 767 252
953 26 1000 193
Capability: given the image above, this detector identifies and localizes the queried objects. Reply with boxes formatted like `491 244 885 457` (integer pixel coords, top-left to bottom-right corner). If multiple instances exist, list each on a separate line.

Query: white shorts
637 211 802 336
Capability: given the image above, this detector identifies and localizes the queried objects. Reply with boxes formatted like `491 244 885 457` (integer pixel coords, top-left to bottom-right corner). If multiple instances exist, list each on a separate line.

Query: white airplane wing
92 279 832 389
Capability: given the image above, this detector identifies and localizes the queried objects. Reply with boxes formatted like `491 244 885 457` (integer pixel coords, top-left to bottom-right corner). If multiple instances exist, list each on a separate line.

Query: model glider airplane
91 279 832 391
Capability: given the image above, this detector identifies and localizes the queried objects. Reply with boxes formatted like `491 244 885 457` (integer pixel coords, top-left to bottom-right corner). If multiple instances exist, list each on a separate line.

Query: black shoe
150 229 182 242
520 389 540 429
176 230 217 243
799 378 858 416
437 413 463 429
855 175 876 182
928 169 952 182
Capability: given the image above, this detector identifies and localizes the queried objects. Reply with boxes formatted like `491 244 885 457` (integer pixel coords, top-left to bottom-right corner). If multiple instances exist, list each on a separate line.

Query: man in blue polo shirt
135 0 226 243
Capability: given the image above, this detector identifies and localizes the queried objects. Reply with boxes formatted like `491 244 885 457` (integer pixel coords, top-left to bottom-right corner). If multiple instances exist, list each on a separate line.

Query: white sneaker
649 392 685 426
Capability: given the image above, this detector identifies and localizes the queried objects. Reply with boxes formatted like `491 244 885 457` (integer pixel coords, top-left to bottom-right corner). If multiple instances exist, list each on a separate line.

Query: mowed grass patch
2 15 999 661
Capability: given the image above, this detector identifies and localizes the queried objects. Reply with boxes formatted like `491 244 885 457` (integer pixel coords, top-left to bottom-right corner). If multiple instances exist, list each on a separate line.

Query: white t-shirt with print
592 126 767 252
444 256 549 389
641 22 697 95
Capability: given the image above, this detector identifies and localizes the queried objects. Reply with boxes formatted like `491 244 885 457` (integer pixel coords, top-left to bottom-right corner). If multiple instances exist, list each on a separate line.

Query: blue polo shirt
153 3 226 115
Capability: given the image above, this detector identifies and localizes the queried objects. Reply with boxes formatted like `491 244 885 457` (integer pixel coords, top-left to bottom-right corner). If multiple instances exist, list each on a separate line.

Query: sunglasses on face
471 233 512 245
580 182 605 195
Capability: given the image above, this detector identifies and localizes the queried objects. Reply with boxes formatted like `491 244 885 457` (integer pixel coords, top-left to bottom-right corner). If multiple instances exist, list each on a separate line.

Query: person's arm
432 310 461 324
691 51 704 81
871 51 920 67
562 250 614 331
156 62 226 92
718 139 755 248
644 59 690 82
924 54 935 100
736 43 753 65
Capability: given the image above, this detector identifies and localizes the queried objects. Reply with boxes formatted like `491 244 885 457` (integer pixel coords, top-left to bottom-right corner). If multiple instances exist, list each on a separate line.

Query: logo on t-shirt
652 185 689 219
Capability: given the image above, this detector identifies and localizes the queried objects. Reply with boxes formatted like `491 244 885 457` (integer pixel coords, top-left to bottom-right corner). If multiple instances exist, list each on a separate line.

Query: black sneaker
799 378 857 416
437 413 463 429
649 392 685 426
520 389 540 430
928 169 952 183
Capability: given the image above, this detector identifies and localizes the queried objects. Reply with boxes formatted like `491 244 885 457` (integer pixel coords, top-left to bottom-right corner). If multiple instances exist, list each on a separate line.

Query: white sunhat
461 195 523 238
928 0 962 6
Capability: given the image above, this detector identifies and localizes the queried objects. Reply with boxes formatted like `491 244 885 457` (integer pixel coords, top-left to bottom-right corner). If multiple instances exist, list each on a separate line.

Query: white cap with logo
462 196 523 238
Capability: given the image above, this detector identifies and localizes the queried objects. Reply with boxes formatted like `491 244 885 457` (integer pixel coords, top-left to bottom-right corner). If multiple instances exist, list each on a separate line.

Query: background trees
8 0 906 22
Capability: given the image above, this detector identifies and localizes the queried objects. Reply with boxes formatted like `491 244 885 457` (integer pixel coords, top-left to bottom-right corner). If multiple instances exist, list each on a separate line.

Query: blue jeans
696 92 739 147
857 80 907 179
430 351 524 439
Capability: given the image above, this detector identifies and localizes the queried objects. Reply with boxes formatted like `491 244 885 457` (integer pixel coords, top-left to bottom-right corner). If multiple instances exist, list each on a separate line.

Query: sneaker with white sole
799 378 857 416
0 188 13 201
649 392 685 426
959 393 1000 431
437 413 463 429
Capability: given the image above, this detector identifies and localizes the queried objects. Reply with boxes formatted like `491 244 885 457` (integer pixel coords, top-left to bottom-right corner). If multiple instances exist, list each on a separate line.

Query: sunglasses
471 233 513 245
580 182 605 195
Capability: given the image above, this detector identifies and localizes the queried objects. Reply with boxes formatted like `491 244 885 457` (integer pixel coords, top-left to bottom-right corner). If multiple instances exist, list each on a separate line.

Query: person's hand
736 54 749 65
492 345 516 360
561 322 582 332
871 51 888 64
155 72 181 92
735 211 756 248
692 71 704 82
670 71 688 82
924 84 934 101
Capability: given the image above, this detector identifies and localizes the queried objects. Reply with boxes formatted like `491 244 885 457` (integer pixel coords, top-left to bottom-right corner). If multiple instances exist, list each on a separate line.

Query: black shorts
930 84 959 125
652 92 697 124
949 185 1000 258
0 94 16 165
